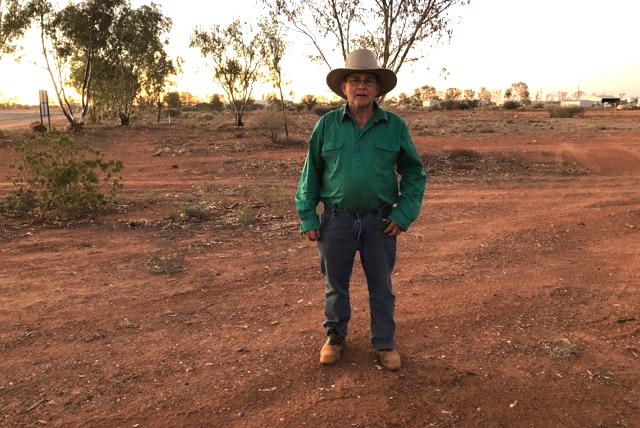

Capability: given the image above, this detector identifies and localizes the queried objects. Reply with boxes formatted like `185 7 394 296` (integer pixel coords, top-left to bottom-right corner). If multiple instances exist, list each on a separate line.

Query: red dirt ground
1 108 639 427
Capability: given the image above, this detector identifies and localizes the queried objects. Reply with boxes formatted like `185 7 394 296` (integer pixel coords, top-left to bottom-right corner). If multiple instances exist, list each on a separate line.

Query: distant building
561 99 598 108
560 95 625 108
600 96 621 107
422 100 440 108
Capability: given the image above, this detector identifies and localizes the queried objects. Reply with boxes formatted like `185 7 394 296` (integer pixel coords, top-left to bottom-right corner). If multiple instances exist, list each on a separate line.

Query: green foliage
165 108 182 118
39 0 175 128
547 106 585 118
506 81 531 105
190 19 269 126
254 110 283 146
210 94 225 111
440 99 460 110
0 0 33 60
164 91 182 108
4 131 123 221
300 95 318 111
180 205 212 221
313 105 339 116
145 250 186 275
194 102 215 112
267 0 469 78
503 101 521 110
440 99 478 110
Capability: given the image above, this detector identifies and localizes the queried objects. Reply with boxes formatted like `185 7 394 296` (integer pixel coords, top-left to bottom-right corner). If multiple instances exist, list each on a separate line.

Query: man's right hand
304 230 320 241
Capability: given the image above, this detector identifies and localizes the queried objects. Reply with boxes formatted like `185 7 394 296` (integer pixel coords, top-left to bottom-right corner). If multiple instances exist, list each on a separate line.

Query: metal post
39 90 50 131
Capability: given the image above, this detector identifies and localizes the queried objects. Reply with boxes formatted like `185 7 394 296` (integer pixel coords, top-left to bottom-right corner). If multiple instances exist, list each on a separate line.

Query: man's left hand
384 219 403 236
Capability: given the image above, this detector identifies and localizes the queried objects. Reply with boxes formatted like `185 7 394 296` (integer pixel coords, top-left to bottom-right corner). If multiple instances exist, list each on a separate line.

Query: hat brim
326 68 397 100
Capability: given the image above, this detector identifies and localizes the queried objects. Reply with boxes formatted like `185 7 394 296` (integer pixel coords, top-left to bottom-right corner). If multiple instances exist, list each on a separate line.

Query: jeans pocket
320 209 335 227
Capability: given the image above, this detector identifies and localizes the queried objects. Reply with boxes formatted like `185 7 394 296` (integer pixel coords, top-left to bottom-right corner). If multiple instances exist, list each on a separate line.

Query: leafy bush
4 131 123 221
547 106 585 118
313 105 339 116
502 101 521 110
145 250 186 275
254 110 283 145
440 99 478 110
440 100 461 110
164 91 182 108
180 204 212 221
165 108 182 118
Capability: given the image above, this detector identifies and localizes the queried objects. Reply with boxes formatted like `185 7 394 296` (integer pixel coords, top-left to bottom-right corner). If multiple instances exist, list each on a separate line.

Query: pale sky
1 0 638 105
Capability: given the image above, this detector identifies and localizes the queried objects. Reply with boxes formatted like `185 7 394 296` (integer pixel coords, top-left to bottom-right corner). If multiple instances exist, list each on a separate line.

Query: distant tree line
1 0 473 129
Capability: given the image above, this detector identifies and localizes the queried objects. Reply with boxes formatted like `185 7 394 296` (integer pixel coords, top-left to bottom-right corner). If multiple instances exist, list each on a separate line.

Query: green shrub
194 102 215 111
181 204 212 221
440 99 478 110
253 110 283 145
5 131 123 221
440 100 461 110
165 108 182 118
547 106 584 118
313 105 339 116
145 250 186 275
503 101 521 110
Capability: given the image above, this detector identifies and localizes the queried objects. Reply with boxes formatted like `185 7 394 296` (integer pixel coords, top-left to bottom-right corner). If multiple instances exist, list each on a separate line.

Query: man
295 49 427 371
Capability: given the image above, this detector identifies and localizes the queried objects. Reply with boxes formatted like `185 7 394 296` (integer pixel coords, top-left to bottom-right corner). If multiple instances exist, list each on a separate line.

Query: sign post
38 90 50 131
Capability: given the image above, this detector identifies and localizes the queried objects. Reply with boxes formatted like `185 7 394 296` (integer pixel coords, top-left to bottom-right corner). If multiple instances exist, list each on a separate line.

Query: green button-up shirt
295 104 427 232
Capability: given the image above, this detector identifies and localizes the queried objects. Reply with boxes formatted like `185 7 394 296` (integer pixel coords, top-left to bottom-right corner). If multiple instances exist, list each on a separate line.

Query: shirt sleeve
388 123 428 231
295 120 324 232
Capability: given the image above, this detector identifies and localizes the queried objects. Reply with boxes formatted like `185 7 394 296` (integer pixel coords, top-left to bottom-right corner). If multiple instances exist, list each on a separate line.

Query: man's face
341 72 380 108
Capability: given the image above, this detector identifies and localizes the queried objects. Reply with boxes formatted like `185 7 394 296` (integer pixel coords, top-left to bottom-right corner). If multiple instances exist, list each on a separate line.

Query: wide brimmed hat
326 49 397 99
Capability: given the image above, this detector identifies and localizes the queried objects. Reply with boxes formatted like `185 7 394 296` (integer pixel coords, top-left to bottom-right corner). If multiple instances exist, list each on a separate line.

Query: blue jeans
317 206 397 350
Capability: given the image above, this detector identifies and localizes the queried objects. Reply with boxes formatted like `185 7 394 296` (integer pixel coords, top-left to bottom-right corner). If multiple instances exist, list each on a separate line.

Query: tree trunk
278 86 289 139
235 111 244 127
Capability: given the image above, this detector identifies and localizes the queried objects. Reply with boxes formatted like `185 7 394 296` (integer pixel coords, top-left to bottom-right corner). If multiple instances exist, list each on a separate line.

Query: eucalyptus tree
444 87 461 101
0 0 31 60
260 19 289 138
88 3 176 126
266 0 471 77
190 19 269 127
418 84 437 101
507 81 530 105
477 86 492 105
32 0 127 130
146 50 179 124
463 89 474 100
33 0 175 129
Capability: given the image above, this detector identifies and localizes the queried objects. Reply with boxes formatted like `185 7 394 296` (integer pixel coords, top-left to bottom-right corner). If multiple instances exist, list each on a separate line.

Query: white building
561 99 598 108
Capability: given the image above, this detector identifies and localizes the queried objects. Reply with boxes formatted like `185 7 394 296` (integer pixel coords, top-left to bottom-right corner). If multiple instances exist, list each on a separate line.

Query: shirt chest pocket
321 139 345 164
373 139 400 163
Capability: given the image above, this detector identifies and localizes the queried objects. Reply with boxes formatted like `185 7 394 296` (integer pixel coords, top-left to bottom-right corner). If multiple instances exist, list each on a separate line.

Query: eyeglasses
345 77 378 87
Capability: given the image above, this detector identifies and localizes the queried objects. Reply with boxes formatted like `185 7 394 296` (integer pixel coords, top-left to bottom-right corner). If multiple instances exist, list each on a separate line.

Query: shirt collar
339 102 389 123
